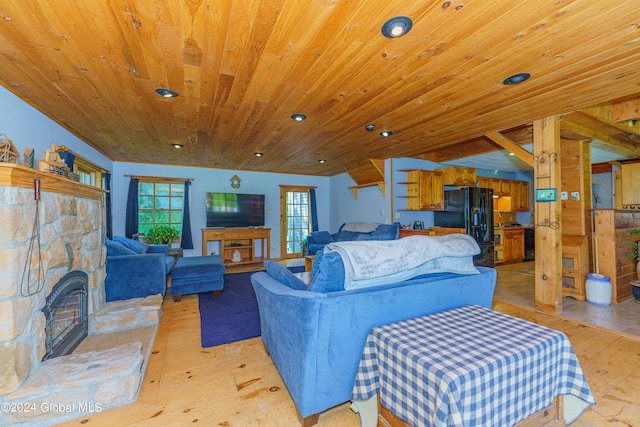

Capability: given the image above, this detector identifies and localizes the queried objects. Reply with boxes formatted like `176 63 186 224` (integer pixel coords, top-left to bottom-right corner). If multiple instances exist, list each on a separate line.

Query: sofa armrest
147 244 169 255
105 253 168 301
251 272 323 415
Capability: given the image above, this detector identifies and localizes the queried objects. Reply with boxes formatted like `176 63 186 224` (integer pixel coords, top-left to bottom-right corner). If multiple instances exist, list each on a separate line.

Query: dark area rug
199 265 304 347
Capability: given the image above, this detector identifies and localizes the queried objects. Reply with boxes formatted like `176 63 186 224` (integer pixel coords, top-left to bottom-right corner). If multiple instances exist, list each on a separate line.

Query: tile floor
494 261 640 339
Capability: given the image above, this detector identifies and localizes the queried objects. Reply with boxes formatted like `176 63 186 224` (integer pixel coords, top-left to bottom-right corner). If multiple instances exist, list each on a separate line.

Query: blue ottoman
170 255 225 302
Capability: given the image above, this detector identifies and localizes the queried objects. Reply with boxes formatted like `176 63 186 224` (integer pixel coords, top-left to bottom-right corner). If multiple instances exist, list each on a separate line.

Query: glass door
280 186 311 259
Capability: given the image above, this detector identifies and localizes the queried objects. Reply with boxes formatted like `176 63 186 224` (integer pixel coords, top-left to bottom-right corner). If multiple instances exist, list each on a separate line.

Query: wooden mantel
0 163 107 200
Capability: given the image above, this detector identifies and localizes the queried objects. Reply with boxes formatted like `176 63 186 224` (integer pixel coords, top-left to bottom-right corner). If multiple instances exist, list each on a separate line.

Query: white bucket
585 273 612 306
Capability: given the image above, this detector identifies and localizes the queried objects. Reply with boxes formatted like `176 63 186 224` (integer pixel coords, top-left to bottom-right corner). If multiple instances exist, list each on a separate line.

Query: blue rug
199 266 304 347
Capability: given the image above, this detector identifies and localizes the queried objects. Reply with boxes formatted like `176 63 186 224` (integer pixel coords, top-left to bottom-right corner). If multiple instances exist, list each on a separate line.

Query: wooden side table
293 272 312 287
168 247 183 260
304 255 315 272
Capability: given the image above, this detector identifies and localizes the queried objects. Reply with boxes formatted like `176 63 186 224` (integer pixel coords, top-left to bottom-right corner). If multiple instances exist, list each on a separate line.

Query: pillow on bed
308 250 345 293
264 260 307 291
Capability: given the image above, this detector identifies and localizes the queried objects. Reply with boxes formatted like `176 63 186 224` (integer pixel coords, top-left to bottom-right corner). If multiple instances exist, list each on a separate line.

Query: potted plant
301 239 308 257
626 229 640 302
145 225 179 245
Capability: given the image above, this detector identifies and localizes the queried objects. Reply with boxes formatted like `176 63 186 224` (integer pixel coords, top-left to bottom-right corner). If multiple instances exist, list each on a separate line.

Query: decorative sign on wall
535 188 557 202
230 174 241 189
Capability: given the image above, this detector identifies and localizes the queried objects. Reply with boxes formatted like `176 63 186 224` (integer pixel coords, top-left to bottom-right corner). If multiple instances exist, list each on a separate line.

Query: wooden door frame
279 185 315 259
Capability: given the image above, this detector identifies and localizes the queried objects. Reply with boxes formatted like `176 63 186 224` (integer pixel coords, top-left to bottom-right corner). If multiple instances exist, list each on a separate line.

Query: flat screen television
206 192 265 228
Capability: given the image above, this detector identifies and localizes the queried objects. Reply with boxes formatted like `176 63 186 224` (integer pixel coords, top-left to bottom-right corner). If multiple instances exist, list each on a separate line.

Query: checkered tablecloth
352 305 595 427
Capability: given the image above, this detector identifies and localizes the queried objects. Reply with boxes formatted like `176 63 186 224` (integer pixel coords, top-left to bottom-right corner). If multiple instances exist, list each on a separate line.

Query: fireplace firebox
42 270 89 360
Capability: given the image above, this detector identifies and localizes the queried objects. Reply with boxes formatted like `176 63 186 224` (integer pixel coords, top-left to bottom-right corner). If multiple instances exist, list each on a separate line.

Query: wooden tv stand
201 227 270 266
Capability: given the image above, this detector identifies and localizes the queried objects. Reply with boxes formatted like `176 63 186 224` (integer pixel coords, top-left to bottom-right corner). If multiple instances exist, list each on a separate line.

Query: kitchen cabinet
503 228 524 263
620 163 640 207
561 235 588 301
437 166 477 186
494 179 511 196
477 176 491 189
399 170 444 211
494 229 505 263
592 209 638 302
511 181 530 211
422 170 444 210
495 180 530 212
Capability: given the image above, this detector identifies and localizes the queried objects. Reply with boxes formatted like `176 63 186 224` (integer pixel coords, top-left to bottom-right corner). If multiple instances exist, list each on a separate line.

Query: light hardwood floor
57 262 640 427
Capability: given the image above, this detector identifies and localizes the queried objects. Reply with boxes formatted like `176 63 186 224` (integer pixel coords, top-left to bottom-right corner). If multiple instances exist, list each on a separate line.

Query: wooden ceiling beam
612 96 640 122
560 112 640 156
484 131 534 168
417 138 497 163
416 125 534 163
576 103 640 135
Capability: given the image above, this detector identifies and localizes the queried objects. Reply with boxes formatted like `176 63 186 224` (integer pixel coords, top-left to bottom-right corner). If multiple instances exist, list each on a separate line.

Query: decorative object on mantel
38 144 75 181
56 145 76 171
230 174 241 189
23 147 34 168
0 134 19 163
344 158 386 199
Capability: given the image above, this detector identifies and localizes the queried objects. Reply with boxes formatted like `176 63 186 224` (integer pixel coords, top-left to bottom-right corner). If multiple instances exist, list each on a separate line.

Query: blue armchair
105 237 177 302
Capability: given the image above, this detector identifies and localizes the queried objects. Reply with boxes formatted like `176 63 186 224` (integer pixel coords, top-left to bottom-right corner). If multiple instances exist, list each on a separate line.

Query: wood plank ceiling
1 0 640 176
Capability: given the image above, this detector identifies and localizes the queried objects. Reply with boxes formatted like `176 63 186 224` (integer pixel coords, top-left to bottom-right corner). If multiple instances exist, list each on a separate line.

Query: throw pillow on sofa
264 260 307 291
106 239 137 256
113 235 149 254
310 230 334 244
308 250 345 293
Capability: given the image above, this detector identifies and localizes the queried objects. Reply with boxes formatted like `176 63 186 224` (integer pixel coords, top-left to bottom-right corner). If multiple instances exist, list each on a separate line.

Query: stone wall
0 185 106 395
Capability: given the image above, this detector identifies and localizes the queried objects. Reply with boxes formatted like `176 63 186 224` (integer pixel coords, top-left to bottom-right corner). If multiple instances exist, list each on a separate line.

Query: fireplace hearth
42 271 89 360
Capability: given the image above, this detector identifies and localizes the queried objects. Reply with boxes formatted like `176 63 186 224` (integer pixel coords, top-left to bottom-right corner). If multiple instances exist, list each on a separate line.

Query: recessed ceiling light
381 16 413 38
380 131 393 137
509 152 515 156
318 159 326 164
291 114 307 121
502 73 531 85
171 143 184 149
365 124 376 131
156 88 179 98
254 152 264 157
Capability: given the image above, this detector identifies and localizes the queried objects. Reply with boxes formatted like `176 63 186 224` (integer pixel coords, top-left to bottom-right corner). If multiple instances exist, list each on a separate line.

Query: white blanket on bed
325 234 480 290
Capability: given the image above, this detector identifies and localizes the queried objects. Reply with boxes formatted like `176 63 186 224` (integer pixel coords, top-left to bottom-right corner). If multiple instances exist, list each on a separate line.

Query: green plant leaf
145 225 180 244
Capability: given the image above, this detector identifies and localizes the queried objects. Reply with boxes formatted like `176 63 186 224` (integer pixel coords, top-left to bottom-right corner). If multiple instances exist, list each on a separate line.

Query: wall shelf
348 181 386 200
344 158 386 200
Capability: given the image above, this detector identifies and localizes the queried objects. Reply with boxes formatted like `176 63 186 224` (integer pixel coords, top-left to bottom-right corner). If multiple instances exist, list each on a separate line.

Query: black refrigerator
433 187 494 267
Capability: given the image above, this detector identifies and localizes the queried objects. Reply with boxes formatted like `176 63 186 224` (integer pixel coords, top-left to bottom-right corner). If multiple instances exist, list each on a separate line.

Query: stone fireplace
42 271 89 360
0 164 106 396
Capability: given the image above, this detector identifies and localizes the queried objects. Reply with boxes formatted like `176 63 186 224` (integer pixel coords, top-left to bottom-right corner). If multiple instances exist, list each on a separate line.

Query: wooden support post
533 116 563 313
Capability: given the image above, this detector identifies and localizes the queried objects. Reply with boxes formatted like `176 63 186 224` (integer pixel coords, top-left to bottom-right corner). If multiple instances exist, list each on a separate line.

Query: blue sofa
105 236 177 302
251 256 496 425
306 222 399 255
